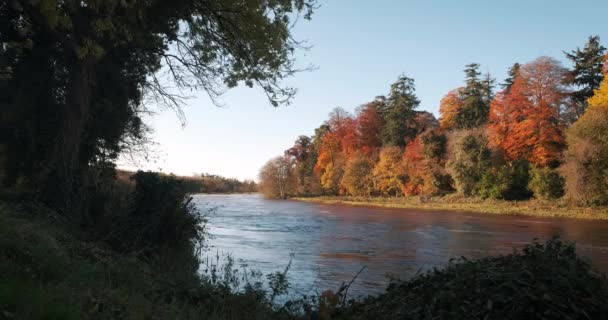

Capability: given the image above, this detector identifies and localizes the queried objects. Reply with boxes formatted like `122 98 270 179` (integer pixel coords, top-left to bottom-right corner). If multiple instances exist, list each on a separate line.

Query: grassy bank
293 196 608 220
0 202 299 320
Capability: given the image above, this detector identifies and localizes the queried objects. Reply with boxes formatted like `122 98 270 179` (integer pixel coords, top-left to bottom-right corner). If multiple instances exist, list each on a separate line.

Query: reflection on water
196 194 608 297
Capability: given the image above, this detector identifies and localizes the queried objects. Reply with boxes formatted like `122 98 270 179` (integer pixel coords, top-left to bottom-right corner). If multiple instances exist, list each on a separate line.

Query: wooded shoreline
292 196 608 220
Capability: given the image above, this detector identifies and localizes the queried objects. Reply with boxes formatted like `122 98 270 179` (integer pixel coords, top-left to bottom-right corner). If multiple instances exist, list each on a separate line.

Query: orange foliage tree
487 57 566 167
439 88 464 130
402 137 426 195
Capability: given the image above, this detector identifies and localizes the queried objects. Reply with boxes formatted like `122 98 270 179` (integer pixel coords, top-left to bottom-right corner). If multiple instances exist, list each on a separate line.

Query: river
194 193 608 297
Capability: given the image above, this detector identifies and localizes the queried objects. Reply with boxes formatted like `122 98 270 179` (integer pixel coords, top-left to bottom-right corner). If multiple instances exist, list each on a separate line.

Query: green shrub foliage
476 159 531 200
105 171 205 258
528 167 565 200
334 238 608 320
446 130 492 196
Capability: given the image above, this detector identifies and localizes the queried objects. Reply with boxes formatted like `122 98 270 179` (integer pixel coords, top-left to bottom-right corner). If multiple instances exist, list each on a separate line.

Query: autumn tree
402 137 426 195
356 99 384 155
373 147 406 196
488 57 567 167
285 135 320 196
439 88 464 130
341 157 374 196
561 72 608 204
381 76 420 147
259 156 296 199
565 35 606 121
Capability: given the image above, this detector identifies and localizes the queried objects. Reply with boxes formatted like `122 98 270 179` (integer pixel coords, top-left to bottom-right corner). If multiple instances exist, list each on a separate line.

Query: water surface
195 194 608 297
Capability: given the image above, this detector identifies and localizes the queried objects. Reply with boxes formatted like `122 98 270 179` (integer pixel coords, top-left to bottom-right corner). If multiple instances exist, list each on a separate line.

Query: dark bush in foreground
334 238 608 320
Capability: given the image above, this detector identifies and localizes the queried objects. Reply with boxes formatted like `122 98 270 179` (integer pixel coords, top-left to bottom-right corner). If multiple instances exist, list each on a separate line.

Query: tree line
116 171 257 194
260 36 608 205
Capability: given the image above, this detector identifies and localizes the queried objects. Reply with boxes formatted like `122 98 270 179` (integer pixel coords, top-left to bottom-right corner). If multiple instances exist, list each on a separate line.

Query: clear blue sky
119 0 608 181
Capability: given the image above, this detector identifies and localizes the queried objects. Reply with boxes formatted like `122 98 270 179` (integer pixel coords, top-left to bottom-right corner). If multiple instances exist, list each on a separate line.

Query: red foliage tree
487 57 566 167
356 101 383 155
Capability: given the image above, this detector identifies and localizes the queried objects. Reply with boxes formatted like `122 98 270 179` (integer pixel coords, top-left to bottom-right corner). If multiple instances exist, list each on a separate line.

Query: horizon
118 0 608 181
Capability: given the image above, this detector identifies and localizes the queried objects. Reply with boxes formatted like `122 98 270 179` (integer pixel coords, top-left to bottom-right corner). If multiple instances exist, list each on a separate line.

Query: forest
259 36 608 206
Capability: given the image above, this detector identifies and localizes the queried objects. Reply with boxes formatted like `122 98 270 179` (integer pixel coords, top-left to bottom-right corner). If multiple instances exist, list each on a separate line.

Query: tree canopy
0 0 315 216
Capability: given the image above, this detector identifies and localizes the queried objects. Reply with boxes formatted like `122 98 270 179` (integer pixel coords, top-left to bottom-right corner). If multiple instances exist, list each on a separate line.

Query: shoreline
292 196 608 220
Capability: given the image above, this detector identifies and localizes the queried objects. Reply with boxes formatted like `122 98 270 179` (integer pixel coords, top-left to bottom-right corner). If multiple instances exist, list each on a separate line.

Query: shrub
475 159 531 200
528 167 564 200
446 130 492 196
562 105 608 204
103 171 205 262
334 238 608 320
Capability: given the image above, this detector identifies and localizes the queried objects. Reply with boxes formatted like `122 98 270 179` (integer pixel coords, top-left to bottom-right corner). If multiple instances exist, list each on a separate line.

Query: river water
194 194 608 297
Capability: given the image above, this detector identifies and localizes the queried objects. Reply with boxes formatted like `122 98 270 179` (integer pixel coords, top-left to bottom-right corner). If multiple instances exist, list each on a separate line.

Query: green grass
0 203 297 320
293 195 608 220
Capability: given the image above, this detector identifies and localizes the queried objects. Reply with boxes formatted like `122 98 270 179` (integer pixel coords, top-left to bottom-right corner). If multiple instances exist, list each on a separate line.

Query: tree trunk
39 59 93 219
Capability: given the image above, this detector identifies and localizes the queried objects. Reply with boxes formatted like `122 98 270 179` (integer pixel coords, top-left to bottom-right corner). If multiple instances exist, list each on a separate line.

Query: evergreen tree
455 64 492 128
381 75 420 147
501 63 521 92
565 35 606 120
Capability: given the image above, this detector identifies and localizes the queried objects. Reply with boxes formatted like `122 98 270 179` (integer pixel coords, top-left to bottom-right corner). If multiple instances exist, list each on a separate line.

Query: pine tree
381 75 420 147
565 35 606 121
501 63 521 92
455 64 491 128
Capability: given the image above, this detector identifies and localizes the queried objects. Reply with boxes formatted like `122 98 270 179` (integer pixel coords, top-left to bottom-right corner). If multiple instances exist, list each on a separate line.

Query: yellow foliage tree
372 147 406 196
588 76 608 109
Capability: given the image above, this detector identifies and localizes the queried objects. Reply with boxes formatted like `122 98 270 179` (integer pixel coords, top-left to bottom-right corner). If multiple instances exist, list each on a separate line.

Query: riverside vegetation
260 36 608 218
2 1 608 319
3 185 608 319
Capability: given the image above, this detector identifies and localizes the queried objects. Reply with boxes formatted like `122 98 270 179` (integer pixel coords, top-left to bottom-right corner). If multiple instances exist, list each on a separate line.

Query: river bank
292 196 608 220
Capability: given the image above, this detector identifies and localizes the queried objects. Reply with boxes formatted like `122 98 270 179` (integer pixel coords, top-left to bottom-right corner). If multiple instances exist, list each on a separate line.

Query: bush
528 167 564 200
104 171 206 261
475 160 531 200
446 130 491 196
562 105 608 204
334 238 608 320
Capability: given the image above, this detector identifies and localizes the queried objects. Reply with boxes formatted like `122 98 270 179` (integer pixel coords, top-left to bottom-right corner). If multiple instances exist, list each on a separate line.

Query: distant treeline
118 171 257 194
260 36 608 205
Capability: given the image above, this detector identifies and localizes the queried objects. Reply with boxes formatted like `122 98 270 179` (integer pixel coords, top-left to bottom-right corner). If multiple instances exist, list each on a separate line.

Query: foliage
565 35 606 121
261 37 607 204
562 103 608 204
380 75 420 147
0 0 316 216
438 88 464 130
528 167 564 200
334 238 608 320
259 156 296 199
476 160 531 200
0 203 305 320
454 64 494 129
101 171 206 259
341 157 375 197
373 147 406 196
285 136 320 196
446 130 492 196
587 65 608 109
356 100 384 155
501 63 520 92
488 57 566 167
